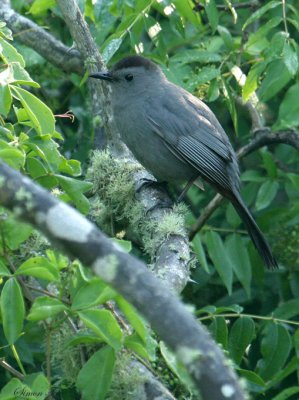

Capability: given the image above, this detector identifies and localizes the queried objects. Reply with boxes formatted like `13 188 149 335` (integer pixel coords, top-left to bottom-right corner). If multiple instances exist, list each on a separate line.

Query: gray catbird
90 55 277 269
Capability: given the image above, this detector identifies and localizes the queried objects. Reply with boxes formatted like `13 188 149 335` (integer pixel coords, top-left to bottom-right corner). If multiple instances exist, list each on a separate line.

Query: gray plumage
90 55 277 269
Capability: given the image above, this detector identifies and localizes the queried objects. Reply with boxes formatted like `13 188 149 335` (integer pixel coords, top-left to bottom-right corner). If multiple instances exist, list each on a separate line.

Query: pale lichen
46 203 93 242
92 254 119 283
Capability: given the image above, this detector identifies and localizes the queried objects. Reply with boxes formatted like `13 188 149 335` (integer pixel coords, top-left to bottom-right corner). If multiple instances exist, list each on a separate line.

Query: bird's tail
230 193 278 269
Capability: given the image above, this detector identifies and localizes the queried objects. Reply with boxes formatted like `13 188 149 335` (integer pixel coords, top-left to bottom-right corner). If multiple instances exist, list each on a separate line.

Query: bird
90 55 278 269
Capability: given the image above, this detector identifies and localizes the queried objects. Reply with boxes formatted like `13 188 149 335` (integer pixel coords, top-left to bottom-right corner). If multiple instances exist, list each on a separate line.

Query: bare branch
0 161 246 400
0 358 25 379
0 0 83 75
235 96 264 132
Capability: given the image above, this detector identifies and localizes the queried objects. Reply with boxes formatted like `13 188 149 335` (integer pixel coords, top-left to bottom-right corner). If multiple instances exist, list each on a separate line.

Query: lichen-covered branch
56 0 192 292
87 151 191 293
0 161 246 400
0 0 83 75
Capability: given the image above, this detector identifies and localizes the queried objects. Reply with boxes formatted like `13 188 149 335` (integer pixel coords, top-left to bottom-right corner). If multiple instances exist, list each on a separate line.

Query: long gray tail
231 193 278 269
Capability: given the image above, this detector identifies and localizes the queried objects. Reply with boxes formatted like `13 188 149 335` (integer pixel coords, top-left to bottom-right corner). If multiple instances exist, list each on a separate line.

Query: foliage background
1 0 299 399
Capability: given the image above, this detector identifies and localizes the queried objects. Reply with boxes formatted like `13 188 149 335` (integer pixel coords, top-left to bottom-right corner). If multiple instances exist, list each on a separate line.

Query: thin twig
281 0 289 37
194 0 259 12
199 313 299 327
0 358 25 379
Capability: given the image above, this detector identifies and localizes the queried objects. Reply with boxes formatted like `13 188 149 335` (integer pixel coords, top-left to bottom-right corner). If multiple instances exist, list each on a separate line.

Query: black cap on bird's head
111 55 158 72
89 55 160 81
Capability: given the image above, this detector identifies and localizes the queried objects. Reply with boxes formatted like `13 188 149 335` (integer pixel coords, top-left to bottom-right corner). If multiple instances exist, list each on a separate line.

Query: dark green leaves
258 324 292 381
228 317 255 365
256 180 279 211
275 83 299 129
28 297 68 321
76 347 115 400
243 1 281 30
0 278 25 344
11 86 55 135
204 0 219 32
0 85 12 117
78 310 123 350
205 231 233 294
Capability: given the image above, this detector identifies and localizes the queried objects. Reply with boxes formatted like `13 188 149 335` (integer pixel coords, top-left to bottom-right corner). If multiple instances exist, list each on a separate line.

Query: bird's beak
89 71 114 82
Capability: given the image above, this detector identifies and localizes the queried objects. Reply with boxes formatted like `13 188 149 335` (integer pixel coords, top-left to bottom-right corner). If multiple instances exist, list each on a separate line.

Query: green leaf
55 175 92 214
9 62 40 87
76 347 115 400
282 42 298 76
58 158 81 176
262 151 277 178
116 296 148 342
242 62 267 102
0 278 25 344
172 0 201 26
209 316 228 349
238 369 266 392
65 333 104 348
243 1 281 30
245 17 282 55
275 83 299 129
222 79 238 133
256 180 279 210
23 373 50 400
27 136 61 168
160 341 194 390
0 378 32 400
28 297 67 321
112 238 132 253
204 231 233 294
0 85 12 116
0 147 25 170
78 310 123 350
1 215 32 250
71 278 112 310
192 67 220 88
192 235 210 273
225 234 252 298
11 86 55 135
241 170 264 183
272 387 299 400
0 37 25 66
204 0 219 33
0 259 10 277
26 157 48 179
15 256 60 281
258 60 292 102
267 356 299 388
274 300 299 320
228 317 255 365
171 49 221 65
29 0 56 15
124 332 156 361
217 26 234 50
258 323 292 380
101 38 122 64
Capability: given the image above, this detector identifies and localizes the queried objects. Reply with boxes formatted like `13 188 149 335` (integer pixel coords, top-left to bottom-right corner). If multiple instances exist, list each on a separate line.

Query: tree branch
0 161 246 400
0 0 83 75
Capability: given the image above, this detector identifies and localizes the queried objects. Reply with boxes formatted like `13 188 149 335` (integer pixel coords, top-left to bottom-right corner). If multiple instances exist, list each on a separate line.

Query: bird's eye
125 74 134 81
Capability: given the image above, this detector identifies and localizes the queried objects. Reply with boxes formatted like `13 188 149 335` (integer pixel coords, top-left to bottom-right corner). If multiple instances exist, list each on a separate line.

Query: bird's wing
146 94 237 190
